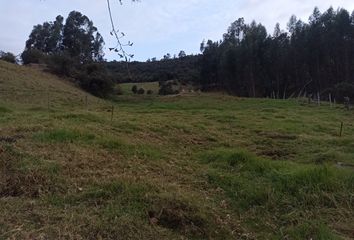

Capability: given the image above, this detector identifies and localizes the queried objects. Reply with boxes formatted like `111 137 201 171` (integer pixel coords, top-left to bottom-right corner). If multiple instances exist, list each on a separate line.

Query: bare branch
106 0 135 61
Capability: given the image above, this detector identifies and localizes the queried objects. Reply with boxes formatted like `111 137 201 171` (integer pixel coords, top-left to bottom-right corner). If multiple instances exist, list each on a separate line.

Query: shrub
334 82 354 103
137 88 145 95
114 85 124 95
132 85 138 94
47 52 77 76
21 49 45 65
147 90 153 95
159 82 180 95
0 51 16 64
78 63 114 97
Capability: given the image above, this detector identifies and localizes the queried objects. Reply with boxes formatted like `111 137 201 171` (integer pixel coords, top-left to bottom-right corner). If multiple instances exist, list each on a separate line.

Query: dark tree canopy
63 11 104 62
24 11 104 63
0 51 16 64
178 50 187 58
25 16 64 54
106 54 201 84
199 7 354 102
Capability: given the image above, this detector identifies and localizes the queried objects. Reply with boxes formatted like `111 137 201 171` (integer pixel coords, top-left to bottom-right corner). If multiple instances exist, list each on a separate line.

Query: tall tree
63 11 104 62
199 6 354 101
25 16 64 54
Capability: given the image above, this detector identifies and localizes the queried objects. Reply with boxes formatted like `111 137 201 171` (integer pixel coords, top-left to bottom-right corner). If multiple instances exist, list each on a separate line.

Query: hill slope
0 60 103 109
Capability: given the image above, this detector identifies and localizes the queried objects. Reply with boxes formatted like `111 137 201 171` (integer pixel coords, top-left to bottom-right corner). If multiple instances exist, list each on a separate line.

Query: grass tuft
33 129 95 143
0 106 12 113
0 146 64 198
201 148 354 238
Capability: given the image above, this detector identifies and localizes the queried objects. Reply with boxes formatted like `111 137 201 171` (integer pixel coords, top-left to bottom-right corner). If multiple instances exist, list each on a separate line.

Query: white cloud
0 0 353 60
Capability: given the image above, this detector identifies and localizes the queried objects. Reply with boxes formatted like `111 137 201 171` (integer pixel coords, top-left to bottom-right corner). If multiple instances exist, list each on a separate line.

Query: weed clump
0 146 63 197
33 129 95 143
131 85 138 94
200 148 354 238
137 88 145 95
148 196 208 237
0 106 11 113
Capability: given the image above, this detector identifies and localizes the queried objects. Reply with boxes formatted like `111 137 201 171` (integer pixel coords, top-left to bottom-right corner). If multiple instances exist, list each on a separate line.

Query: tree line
199 7 354 102
4 6 354 100
106 53 201 84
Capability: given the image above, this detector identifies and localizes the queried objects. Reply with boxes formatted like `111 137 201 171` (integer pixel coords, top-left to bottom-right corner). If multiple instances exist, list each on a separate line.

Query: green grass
0 106 11 113
202 148 353 239
33 129 96 143
1 61 354 239
119 81 159 95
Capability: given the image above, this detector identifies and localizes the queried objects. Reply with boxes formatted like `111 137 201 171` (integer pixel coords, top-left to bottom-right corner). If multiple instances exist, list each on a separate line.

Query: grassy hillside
0 60 105 110
0 62 354 239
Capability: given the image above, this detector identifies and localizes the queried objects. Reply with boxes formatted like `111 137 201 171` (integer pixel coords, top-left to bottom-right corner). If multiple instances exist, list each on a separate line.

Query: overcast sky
1 0 354 61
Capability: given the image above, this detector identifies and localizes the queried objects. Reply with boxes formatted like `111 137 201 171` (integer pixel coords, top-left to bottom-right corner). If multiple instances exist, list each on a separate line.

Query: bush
147 90 153 95
159 82 180 95
137 88 145 95
78 63 114 97
334 82 354 103
114 86 124 95
21 49 45 65
0 51 16 64
132 85 138 94
47 52 77 76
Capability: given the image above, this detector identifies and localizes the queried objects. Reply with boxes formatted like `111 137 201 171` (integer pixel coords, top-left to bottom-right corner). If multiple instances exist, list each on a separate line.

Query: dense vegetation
21 11 114 97
103 6 354 101
106 54 201 84
0 51 16 64
19 6 354 102
23 12 104 63
199 7 354 101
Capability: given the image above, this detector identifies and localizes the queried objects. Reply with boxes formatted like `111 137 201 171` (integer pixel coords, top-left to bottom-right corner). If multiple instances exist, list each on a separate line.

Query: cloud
0 0 353 61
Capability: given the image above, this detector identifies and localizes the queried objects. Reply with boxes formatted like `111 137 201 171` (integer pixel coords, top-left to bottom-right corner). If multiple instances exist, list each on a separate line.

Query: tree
25 16 64 54
163 53 171 60
132 85 138 94
200 40 220 90
223 18 246 45
21 49 45 65
24 11 104 64
199 6 354 98
137 88 145 94
78 63 114 97
0 51 16 64
178 50 186 58
63 11 105 63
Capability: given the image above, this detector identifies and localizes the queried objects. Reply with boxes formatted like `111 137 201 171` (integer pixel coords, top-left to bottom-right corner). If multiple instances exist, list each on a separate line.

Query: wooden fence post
111 105 114 123
85 95 88 111
47 89 50 111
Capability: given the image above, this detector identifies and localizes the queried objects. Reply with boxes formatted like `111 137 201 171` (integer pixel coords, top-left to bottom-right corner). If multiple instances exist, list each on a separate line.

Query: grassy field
0 60 354 239
120 82 160 95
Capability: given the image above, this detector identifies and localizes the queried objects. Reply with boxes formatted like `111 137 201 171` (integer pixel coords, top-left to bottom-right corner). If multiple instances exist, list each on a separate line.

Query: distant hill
0 60 102 108
106 55 201 84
